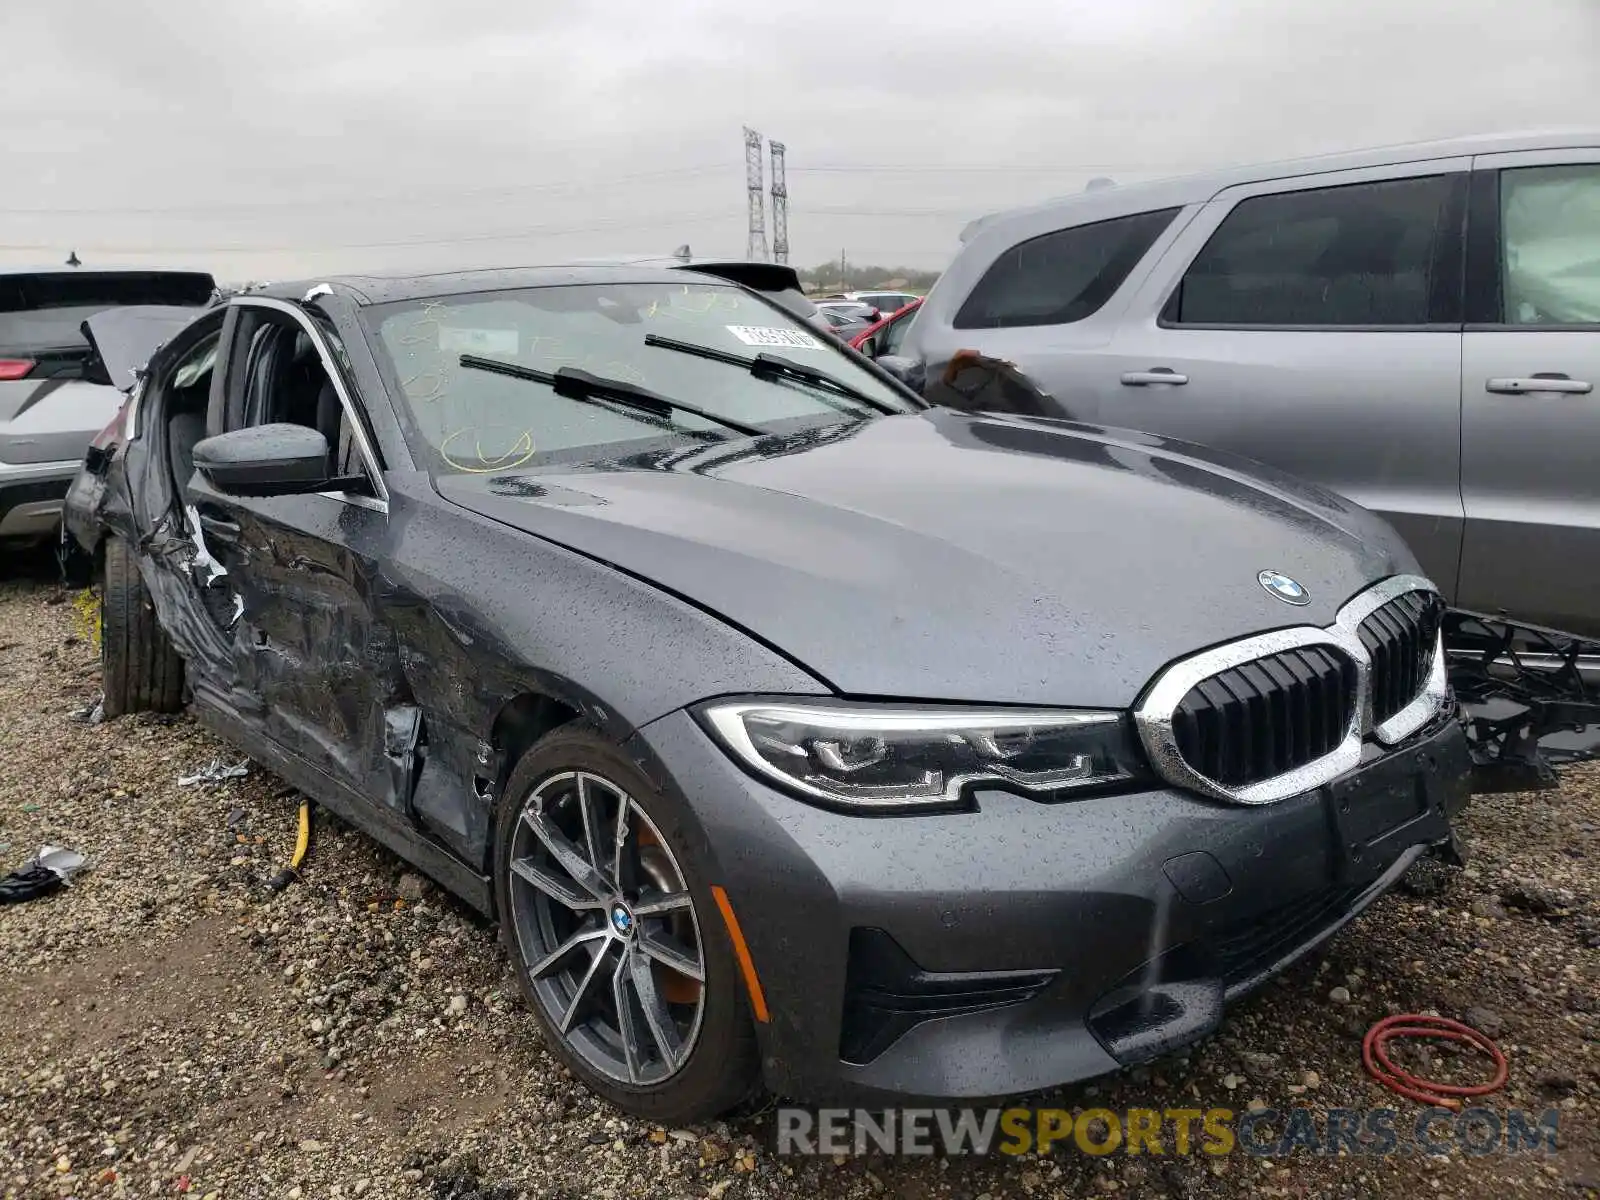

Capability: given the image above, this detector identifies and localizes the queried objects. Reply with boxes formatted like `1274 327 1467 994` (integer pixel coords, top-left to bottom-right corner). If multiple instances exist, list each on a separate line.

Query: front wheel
493 726 760 1123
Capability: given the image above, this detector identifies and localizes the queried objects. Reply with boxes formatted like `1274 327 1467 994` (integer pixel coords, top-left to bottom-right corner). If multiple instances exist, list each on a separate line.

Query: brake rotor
637 830 702 1005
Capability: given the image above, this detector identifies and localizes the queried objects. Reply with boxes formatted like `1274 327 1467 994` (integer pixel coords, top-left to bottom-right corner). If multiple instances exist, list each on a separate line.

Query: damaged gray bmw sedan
64 265 1470 1122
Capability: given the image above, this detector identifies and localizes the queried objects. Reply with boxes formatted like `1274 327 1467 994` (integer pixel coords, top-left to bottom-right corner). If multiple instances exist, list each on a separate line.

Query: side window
1168 175 1462 327
882 307 914 356
953 208 1180 330
1500 163 1600 326
227 310 372 487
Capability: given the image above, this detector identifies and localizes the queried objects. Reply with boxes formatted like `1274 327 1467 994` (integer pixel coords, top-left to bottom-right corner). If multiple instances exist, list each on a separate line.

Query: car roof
962 128 1600 239
254 262 798 306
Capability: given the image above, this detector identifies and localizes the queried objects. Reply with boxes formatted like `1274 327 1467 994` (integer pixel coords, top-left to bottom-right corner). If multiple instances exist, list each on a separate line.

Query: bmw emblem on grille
1258 570 1311 606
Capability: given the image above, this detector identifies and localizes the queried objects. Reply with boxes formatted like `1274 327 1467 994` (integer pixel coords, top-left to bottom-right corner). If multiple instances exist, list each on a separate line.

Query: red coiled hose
1362 1014 1509 1110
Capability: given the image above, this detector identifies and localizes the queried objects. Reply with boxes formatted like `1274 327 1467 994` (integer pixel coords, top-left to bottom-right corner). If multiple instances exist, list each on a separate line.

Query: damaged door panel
71 306 244 690
185 297 414 811
185 479 402 785
383 703 424 813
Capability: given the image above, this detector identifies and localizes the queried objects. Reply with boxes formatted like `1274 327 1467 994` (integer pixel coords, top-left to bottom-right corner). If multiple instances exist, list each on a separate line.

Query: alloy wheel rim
507 770 706 1085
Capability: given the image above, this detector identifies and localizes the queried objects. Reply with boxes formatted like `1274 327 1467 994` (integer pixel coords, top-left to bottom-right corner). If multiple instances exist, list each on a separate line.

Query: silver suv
900 130 1600 637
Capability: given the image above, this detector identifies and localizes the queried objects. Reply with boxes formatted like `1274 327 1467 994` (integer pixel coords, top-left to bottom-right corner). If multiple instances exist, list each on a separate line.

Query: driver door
189 298 409 804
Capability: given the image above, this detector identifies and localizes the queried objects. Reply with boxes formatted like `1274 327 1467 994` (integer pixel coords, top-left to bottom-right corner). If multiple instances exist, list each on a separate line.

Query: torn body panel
81 306 211 395
1445 607 1600 791
189 480 403 799
368 472 829 873
71 308 242 694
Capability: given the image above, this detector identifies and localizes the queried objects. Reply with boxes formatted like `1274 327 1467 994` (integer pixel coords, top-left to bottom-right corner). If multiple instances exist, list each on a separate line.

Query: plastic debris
178 757 251 787
0 845 90 905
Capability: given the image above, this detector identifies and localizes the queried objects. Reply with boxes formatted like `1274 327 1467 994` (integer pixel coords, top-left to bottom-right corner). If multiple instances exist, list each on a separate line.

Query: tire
494 725 760 1123
100 536 185 718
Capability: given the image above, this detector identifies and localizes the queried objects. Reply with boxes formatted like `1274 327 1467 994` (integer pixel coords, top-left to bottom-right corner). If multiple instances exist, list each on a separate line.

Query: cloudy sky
3 0 1595 282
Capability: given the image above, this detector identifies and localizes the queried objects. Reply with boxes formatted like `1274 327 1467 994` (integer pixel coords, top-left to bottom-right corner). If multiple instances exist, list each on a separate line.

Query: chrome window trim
230 295 390 512
1134 573 1448 806
124 375 147 440
315 490 389 515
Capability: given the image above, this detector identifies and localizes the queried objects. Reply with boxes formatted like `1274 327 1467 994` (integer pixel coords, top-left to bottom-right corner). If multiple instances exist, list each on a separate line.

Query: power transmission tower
743 126 768 262
769 141 789 265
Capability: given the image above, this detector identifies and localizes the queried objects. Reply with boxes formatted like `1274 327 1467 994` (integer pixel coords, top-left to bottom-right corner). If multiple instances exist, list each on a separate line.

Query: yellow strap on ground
289 800 311 870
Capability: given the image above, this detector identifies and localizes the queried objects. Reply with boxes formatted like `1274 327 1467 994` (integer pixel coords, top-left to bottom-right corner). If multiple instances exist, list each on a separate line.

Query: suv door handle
1486 374 1592 395
1121 369 1188 387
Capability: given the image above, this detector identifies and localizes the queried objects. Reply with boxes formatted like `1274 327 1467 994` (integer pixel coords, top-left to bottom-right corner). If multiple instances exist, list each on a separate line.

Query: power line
0 162 1193 219
790 162 1189 175
793 205 984 218
0 164 740 217
0 163 1198 218
0 211 743 256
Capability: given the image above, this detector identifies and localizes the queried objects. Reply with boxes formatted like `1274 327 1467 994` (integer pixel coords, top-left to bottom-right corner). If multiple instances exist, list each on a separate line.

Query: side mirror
193 423 330 496
859 336 880 359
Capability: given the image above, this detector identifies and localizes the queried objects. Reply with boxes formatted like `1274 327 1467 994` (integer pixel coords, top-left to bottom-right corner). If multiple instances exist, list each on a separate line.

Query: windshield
364 282 918 475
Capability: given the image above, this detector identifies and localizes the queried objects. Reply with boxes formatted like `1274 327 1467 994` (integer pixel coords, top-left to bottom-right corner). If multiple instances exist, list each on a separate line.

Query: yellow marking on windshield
400 366 450 402
645 285 741 320
395 301 458 346
440 427 538 474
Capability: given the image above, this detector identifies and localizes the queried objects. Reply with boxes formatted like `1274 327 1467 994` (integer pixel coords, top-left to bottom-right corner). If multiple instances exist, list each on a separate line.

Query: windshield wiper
643 333 900 415
458 355 765 438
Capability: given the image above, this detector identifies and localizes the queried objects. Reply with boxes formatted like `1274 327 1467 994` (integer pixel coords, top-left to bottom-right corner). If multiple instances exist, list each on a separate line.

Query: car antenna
65 250 81 267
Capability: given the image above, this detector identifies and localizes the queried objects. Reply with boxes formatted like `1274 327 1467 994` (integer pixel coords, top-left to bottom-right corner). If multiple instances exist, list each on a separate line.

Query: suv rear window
1166 175 1463 327
0 271 215 353
953 208 1180 329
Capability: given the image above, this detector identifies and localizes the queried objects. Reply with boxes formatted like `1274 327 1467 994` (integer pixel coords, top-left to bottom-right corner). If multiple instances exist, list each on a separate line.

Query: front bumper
0 458 78 540
631 708 1470 1105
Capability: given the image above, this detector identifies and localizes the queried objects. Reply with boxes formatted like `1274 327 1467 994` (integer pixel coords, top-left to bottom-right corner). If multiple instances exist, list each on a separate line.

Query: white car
843 290 920 315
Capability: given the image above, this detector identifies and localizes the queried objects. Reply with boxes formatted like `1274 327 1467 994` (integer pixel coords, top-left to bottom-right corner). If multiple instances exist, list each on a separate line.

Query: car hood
437 408 1420 707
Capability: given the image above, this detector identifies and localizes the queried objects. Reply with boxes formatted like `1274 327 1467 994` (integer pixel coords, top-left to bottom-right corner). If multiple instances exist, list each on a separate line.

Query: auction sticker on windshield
725 325 824 350
439 328 519 355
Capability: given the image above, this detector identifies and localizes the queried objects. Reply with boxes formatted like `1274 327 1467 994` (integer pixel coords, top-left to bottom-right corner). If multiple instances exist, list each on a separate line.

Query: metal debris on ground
71 696 105 725
178 758 251 787
0 845 90 905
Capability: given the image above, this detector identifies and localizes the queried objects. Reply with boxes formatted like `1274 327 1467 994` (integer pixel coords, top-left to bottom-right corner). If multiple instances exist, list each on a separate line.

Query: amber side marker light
710 885 770 1024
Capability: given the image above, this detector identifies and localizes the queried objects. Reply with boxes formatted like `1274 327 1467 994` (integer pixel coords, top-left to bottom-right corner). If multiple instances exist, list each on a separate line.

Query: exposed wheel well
491 691 582 796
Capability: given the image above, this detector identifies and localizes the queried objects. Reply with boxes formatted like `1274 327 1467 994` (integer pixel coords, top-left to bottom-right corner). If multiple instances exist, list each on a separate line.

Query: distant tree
797 262 941 294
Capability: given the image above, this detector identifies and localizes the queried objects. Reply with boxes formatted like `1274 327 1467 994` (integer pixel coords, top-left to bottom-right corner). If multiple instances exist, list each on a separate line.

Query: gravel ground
1 552 1596 1200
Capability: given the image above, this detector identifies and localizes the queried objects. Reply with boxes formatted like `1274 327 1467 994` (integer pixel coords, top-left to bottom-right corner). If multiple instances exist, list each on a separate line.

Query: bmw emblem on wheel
1258 569 1311 605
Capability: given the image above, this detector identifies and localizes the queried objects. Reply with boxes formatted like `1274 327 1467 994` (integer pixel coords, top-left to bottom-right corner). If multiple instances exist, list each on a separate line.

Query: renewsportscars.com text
775 1106 1561 1158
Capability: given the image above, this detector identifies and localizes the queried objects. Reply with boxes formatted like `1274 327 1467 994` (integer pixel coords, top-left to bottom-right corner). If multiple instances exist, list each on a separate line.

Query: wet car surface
65 264 1470 1121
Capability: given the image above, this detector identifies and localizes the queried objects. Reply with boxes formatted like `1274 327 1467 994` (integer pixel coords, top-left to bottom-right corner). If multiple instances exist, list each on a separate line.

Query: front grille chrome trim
1135 574 1448 806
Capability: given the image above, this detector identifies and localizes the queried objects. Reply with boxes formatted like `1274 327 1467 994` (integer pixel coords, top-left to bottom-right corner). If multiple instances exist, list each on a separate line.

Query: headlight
697 699 1148 813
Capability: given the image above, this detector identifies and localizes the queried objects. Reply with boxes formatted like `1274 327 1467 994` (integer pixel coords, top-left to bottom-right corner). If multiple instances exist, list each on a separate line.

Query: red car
849 296 922 358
